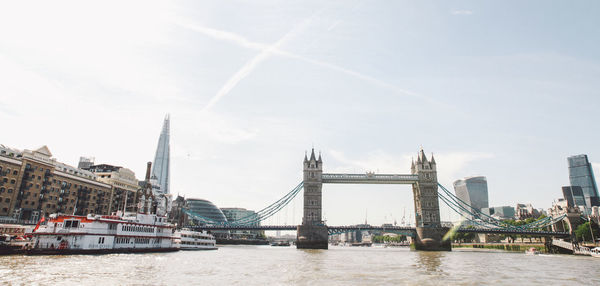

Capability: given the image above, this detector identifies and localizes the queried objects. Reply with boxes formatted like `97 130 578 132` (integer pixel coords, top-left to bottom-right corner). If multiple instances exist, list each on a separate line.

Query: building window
10 179 15 184
4 198 9 203
12 171 17 176
7 189 12 193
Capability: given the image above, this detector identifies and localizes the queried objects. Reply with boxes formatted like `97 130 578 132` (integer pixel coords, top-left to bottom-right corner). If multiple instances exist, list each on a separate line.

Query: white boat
175 229 217 250
525 247 540 255
28 212 178 255
591 247 600 258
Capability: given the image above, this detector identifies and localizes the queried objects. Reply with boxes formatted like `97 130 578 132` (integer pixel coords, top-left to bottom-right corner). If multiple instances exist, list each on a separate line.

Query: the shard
151 114 170 194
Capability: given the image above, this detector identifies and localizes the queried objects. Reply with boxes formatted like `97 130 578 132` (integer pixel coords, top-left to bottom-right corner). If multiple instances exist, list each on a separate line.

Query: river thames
1 245 598 285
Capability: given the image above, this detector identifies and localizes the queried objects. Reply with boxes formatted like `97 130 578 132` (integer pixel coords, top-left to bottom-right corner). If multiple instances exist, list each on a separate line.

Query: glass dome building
185 198 228 225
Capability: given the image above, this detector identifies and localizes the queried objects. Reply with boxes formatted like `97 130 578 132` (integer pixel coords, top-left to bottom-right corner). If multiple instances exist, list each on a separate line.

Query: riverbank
452 243 546 252
217 238 269 245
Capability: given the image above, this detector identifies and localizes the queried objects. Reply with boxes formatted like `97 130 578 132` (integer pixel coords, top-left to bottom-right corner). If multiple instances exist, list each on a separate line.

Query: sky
0 1 599 226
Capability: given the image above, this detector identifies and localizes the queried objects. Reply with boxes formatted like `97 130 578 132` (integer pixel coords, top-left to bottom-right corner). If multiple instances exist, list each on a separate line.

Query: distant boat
175 229 217 250
350 242 372 247
271 241 291 247
525 247 540 255
591 247 600 258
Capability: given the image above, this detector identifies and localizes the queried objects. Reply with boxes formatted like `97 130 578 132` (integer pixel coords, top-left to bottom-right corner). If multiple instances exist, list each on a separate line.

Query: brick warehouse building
0 145 139 221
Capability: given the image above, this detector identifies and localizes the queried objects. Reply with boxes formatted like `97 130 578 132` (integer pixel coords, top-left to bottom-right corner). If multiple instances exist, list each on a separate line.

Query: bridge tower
296 148 328 249
411 149 451 251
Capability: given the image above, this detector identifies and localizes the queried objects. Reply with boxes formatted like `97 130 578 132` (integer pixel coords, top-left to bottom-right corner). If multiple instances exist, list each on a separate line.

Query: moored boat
525 247 540 255
28 212 178 255
591 247 600 258
0 224 32 255
270 240 291 247
175 228 217 250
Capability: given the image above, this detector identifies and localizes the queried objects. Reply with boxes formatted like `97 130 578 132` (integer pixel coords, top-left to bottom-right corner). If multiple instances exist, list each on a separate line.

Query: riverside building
481 206 515 220
221 207 262 237
151 115 170 195
568 154 600 207
0 145 113 221
453 176 489 220
83 164 140 214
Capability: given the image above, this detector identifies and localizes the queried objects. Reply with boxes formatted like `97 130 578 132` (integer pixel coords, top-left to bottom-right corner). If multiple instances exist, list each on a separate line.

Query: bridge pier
296 225 328 249
414 227 451 251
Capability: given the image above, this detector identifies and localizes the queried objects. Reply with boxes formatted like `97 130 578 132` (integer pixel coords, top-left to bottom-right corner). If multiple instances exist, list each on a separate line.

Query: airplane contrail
189 13 318 111
175 13 440 110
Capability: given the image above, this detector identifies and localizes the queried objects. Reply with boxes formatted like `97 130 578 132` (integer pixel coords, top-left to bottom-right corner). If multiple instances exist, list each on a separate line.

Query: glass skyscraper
186 198 228 224
151 114 170 194
562 186 586 208
568 154 599 207
453 176 489 220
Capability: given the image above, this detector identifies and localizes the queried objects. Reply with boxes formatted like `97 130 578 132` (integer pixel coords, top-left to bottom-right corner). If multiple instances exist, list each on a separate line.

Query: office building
84 164 140 213
184 198 227 225
481 206 515 220
151 114 170 195
77 157 95 170
568 154 600 207
515 203 540 220
221 207 262 238
562 186 586 208
453 176 489 220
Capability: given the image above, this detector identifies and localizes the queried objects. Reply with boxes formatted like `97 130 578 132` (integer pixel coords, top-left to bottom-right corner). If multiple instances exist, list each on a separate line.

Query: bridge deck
187 225 568 237
321 173 419 184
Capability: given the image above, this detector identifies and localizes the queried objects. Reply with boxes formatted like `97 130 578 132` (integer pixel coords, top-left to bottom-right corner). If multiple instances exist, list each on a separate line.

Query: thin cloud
175 20 267 51
451 10 474 15
199 13 318 111
173 18 430 109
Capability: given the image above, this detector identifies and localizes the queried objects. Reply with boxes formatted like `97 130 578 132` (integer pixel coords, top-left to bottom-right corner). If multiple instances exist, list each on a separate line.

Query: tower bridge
297 148 448 250
182 147 574 251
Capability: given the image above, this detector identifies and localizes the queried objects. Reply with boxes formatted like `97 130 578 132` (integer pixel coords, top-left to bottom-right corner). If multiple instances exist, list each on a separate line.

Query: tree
450 226 476 243
575 221 599 243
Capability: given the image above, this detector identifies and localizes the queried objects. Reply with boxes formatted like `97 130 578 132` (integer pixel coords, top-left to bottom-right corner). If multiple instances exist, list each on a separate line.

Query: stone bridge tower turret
411 149 451 251
302 148 323 224
297 148 328 249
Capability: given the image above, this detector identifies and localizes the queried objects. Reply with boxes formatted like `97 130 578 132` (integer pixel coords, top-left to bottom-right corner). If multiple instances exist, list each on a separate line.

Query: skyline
1 1 599 225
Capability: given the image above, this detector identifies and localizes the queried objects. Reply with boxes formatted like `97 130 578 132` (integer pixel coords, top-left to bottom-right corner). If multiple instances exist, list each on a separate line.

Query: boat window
64 221 72 228
72 221 79 228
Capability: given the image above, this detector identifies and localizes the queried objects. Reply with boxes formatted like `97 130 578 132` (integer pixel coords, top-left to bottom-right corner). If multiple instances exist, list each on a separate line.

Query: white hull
176 229 217 251
31 213 177 254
